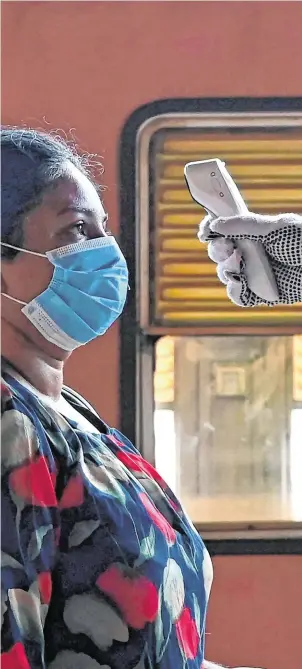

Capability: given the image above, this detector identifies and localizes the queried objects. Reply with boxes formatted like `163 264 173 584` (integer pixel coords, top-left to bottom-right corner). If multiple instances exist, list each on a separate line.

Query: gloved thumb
209 214 286 239
198 214 215 242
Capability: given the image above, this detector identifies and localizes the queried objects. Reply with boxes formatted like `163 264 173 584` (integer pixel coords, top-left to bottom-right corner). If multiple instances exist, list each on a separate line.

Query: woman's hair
1 126 100 259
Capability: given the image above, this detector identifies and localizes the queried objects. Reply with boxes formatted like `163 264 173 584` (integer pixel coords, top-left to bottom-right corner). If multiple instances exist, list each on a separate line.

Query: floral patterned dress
1 370 213 669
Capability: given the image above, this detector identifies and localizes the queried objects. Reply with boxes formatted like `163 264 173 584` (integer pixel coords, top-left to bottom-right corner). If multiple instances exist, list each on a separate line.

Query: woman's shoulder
1 374 61 485
1 373 38 418
1 377 42 474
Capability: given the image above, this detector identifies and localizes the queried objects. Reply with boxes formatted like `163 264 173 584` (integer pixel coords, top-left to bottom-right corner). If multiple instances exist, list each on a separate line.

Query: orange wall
206 554 302 669
2 2 302 667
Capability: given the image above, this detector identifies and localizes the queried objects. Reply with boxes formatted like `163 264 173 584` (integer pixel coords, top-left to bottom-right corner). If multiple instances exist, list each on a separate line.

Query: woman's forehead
44 162 105 217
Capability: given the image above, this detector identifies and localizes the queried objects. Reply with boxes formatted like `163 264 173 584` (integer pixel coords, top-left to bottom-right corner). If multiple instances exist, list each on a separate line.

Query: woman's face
2 161 109 309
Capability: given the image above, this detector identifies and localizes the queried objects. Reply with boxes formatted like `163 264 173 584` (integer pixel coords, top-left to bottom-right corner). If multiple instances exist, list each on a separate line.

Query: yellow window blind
150 129 302 327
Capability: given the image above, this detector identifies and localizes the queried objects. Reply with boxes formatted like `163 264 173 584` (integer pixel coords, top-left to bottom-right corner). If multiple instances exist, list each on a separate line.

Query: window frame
119 97 302 554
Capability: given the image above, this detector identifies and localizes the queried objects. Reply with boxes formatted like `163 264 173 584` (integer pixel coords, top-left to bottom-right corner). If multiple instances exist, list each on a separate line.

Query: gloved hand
198 213 302 307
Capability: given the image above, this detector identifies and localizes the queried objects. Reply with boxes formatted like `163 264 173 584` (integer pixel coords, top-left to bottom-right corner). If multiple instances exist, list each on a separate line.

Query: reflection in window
154 335 302 525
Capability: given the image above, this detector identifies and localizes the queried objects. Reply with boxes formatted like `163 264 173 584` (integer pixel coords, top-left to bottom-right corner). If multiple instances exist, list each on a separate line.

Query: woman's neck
1 322 65 400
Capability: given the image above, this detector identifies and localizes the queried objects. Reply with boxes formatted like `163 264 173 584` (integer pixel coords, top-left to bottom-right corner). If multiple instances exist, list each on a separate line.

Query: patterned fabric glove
198 213 302 307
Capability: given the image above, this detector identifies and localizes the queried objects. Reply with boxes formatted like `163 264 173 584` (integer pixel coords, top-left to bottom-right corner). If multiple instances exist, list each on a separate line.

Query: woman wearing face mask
1 127 215 669
3 127 297 669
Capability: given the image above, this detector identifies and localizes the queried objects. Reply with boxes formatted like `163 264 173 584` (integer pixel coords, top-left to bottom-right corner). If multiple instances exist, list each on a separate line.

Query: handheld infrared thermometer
184 159 279 302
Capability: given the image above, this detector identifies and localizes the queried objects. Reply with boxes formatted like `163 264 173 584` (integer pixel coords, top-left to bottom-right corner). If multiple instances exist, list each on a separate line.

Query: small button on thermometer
184 158 279 303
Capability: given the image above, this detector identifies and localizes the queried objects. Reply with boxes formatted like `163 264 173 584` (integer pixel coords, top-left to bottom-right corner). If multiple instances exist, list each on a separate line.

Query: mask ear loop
1 292 27 306
1 243 45 305
1 242 45 257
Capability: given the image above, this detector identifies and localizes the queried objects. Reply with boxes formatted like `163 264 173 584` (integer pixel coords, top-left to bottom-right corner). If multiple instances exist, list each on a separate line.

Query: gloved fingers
223 267 262 308
209 214 282 239
215 249 242 284
208 237 235 263
198 215 215 242
226 278 251 307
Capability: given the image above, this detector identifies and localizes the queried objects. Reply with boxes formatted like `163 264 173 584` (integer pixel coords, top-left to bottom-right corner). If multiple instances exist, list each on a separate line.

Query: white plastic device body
184 158 279 302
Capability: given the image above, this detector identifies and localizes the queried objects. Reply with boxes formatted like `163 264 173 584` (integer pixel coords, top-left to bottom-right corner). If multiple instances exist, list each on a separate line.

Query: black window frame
119 97 302 557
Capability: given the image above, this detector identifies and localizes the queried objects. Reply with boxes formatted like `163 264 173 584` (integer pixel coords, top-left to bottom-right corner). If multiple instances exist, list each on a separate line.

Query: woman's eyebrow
57 205 96 216
56 206 109 229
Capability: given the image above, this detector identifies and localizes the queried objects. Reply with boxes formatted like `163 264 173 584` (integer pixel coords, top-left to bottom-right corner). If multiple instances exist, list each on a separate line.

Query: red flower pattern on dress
175 606 200 660
59 473 84 508
116 449 167 488
109 434 127 450
1 642 31 669
37 571 52 605
96 563 159 629
1 375 209 668
9 456 57 506
1 382 12 399
139 492 176 544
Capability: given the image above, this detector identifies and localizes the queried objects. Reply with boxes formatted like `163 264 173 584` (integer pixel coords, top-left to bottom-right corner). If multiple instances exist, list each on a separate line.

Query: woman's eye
74 222 86 235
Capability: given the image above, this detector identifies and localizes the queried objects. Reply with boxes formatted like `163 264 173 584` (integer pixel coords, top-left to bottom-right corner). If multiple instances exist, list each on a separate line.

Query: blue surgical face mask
1 236 129 351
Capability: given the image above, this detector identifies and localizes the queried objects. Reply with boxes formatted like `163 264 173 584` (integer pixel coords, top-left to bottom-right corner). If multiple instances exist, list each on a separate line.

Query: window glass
154 335 302 526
